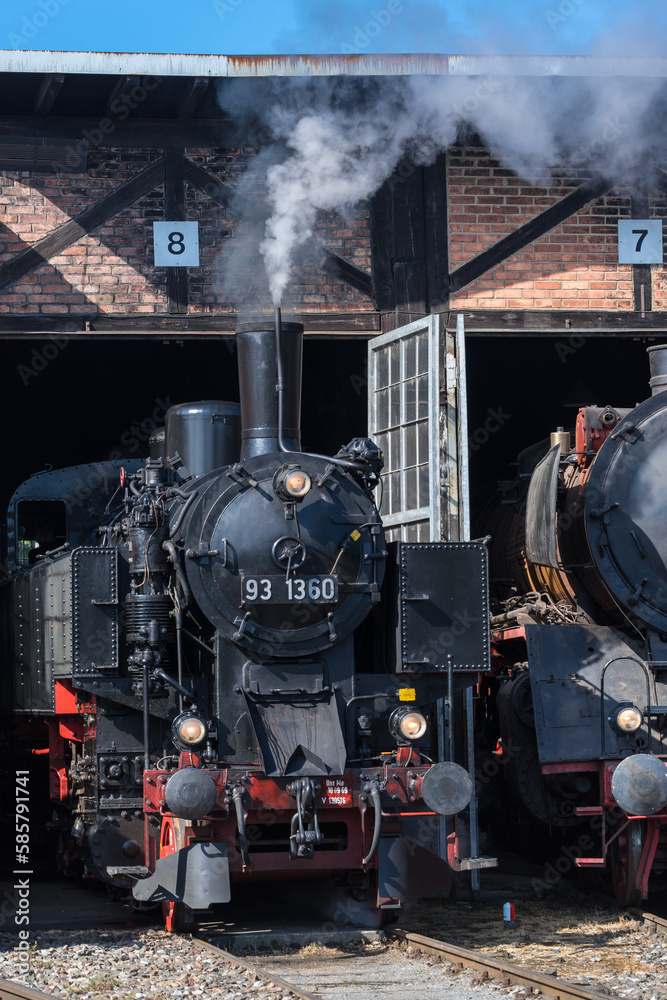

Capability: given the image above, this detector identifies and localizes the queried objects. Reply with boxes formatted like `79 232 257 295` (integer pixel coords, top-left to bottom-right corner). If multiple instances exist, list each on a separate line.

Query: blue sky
0 0 665 56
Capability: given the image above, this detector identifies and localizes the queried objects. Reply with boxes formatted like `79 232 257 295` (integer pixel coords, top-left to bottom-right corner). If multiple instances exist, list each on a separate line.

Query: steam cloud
216 72 667 307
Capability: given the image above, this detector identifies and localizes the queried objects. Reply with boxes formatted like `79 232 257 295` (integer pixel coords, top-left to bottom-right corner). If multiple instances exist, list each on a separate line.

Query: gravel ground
0 928 297 999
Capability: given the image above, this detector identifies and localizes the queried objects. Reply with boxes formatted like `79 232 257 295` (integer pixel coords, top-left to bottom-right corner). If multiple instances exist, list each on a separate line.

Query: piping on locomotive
484 343 667 906
5 314 492 929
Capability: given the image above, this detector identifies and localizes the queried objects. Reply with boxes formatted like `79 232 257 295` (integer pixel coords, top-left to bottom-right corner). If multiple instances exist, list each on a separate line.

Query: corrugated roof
1 50 667 78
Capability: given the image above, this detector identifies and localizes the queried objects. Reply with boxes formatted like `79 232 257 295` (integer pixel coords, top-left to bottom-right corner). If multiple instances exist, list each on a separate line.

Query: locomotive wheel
159 816 194 933
610 819 643 907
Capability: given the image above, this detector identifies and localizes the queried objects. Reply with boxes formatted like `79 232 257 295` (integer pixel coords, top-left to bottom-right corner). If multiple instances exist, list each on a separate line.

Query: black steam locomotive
5 318 490 929
486 344 667 905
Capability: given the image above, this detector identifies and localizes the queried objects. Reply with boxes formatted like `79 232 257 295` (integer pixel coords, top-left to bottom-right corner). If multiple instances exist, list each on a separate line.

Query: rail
389 929 614 1000
630 907 667 934
193 934 320 1000
196 923 616 1000
0 980 58 1000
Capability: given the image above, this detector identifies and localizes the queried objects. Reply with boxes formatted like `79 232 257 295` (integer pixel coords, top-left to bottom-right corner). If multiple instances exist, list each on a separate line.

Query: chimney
236 320 303 459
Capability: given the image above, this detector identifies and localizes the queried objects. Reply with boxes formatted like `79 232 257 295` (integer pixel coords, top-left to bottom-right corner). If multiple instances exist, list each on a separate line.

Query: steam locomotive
5 317 490 929
486 343 667 905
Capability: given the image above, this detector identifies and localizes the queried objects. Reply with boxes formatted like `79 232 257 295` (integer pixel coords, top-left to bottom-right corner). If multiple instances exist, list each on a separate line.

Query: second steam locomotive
486 344 667 906
5 317 490 928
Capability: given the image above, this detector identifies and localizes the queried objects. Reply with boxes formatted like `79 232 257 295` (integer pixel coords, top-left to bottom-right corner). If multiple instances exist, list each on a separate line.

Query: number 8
168 232 186 255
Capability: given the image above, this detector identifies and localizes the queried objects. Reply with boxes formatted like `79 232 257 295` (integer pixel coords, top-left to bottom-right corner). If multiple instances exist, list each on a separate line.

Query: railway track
197 925 617 1000
194 935 320 1000
631 907 667 934
389 929 614 1000
2 900 664 1000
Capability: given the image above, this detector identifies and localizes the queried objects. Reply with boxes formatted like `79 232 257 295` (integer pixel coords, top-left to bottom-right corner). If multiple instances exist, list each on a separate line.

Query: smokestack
236 320 303 459
647 345 667 395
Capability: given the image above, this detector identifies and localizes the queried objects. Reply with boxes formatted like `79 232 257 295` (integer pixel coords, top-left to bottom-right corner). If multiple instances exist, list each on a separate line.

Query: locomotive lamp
274 465 312 501
389 706 428 743
284 469 311 497
611 704 643 734
172 711 208 750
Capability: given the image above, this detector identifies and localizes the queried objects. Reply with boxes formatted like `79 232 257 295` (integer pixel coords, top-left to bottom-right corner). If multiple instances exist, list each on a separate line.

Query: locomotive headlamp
611 704 643 734
389 706 428 743
172 711 208 750
284 469 311 497
274 465 312 502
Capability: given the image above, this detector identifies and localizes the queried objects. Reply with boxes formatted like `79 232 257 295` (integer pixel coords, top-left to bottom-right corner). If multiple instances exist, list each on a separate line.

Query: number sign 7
153 221 200 267
618 219 663 265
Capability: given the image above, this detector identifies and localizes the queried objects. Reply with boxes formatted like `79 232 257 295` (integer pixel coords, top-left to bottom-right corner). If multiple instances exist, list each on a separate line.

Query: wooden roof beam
178 77 209 119
32 73 65 116
0 312 380 335
107 75 142 117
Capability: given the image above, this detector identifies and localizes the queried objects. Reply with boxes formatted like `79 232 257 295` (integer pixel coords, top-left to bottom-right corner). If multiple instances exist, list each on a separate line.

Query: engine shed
1 50 666 525
2 50 667 879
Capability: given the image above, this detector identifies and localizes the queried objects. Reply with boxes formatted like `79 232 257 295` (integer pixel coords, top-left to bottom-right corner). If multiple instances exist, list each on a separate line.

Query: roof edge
1 51 667 78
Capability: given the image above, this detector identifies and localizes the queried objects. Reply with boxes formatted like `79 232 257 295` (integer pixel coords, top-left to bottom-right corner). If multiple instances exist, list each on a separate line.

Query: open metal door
368 313 482 882
368 313 468 542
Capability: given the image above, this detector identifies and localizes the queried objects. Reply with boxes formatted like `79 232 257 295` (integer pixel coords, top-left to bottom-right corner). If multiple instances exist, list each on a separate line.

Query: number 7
632 229 649 252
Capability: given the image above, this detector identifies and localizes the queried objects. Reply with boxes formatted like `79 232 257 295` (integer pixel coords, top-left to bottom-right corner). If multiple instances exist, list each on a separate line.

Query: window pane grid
369 319 438 537
373 338 431 520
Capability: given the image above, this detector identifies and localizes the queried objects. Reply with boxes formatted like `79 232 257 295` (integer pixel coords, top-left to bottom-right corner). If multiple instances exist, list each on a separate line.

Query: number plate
322 779 352 806
618 219 664 264
241 574 338 604
153 221 200 266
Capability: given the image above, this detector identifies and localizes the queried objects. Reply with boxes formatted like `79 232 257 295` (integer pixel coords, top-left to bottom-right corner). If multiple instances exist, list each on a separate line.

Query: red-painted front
542 758 667 817
142 762 437 876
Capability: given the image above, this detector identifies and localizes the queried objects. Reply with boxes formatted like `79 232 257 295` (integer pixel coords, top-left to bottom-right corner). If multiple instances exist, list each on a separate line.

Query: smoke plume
216 71 667 307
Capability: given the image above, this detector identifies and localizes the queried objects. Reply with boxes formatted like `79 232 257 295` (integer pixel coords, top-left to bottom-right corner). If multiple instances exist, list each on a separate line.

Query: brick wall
1 142 663 318
0 147 372 316
650 185 667 311
448 147 636 311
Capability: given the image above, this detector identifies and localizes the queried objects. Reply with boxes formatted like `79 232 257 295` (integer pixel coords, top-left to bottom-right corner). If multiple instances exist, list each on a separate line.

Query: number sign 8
153 221 200 266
